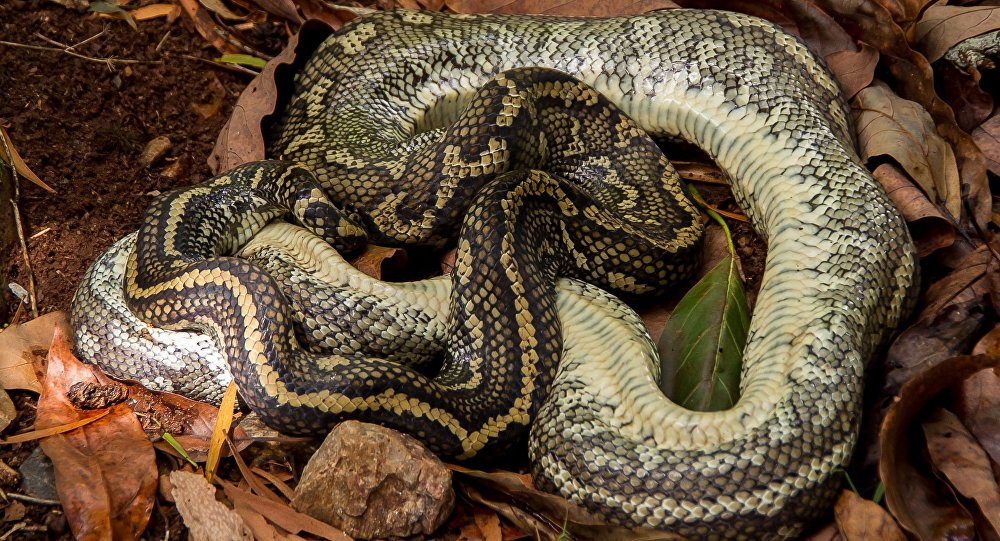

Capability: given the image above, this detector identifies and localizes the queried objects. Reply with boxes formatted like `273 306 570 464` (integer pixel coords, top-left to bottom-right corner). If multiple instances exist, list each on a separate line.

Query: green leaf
162 432 199 468
657 251 749 411
215 54 268 69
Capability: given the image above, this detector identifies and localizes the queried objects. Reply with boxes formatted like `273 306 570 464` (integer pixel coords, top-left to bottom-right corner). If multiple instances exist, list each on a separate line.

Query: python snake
71 9 918 540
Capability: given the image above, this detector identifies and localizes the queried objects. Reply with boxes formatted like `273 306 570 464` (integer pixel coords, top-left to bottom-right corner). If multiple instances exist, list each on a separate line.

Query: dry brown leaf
808 0 991 230
206 381 238 483
802 522 842 541
200 0 246 20
473 507 503 541
451 465 688 541
879 355 997 541
349 245 407 279
3 410 110 444
445 0 678 15
833 490 906 541
0 390 15 433
914 5 1000 63
852 81 962 220
954 365 1000 468
923 408 1000 537
211 21 338 173
0 312 69 392
935 62 993 133
972 113 1000 177
131 3 181 21
0 127 56 193
872 163 954 257
245 0 303 23
221 480 354 541
37 329 158 541
178 0 241 53
824 44 879 99
171 470 252 541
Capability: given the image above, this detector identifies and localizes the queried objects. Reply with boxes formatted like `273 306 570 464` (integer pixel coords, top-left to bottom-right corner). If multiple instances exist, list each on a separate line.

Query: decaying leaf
952 364 1000 477
880 355 998 541
657 252 747 411
210 21 337 173
923 408 1000 536
178 0 241 53
451 465 688 541
349 245 407 279
852 82 962 220
934 62 993 133
0 127 54 193
833 490 906 541
0 312 69 392
37 329 158 540
871 163 954 257
972 113 1000 176
914 5 1000 63
171 470 252 541
445 0 678 15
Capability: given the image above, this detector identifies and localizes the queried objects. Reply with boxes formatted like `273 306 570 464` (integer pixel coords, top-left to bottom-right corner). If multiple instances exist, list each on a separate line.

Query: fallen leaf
450 465 687 541
872 163 955 257
221 480 354 541
824 43 879 99
171 470 252 541
206 381 238 483
0 312 70 392
833 490 906 541
349 245 407 279
802 522 842 541
0 389 15 433
210 20 337 173
923 408 1000 536
953 365 1000 473
972 113 1000 177
473 507 503 541
880 355 997 541
445 0 679 15
852 81 962 220
0 127 55 193
200 0 246 20
657 252 747 411
245 0 303 23
131 3 181 21
934 62 993 133
914 5 1000 63
2 410 111 444
37 328 157 541
178 0 241 53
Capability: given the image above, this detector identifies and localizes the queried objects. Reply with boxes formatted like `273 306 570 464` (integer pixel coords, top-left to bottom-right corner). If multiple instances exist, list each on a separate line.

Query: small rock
19 448 58 501
140 136 172 168
292 421 455 539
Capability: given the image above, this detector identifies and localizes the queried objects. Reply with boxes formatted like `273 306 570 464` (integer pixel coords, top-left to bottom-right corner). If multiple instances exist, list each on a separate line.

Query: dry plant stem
0 34 163 71
0 490 61 506
0 134 37 318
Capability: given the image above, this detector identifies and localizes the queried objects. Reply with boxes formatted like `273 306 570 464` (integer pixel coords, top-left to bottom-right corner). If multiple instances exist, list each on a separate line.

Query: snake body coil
72 9 918 540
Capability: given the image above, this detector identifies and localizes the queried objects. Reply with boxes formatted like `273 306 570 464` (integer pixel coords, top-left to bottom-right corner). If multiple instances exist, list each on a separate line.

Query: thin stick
0 39 160 70
0 134 38 318
5 492 61 506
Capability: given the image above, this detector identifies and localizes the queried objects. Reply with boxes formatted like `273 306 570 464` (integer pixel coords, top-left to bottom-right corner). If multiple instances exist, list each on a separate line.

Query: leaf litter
5 0 1000 538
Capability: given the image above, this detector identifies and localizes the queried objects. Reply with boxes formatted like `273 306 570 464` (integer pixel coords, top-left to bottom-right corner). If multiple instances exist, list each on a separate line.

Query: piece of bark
170 471 252 541
292 421 455 539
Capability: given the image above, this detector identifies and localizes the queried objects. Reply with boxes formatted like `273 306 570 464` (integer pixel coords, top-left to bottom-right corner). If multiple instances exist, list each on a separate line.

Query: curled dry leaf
210 21 337 173
879 355 999 541
450 465 688 541
349 245 408 279
914 5 1000 63
833 490 906 541
170 470 252 541
852 81 962 220
37 328 157 541
922 408 1000 537
972 113 1000 177
445 0 679 15
934 62 993 133
0 312 69 392
952 358 1000 471
872 163 954 257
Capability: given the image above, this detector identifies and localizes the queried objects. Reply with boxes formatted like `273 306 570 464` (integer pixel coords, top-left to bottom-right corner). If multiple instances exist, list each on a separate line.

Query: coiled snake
71 9 918 540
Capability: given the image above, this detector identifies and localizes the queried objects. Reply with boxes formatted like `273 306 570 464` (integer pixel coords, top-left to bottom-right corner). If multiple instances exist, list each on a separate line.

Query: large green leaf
657 251 749 411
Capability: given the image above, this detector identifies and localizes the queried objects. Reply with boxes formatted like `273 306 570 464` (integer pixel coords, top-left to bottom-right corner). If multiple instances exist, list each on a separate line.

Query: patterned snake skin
71 9 919 540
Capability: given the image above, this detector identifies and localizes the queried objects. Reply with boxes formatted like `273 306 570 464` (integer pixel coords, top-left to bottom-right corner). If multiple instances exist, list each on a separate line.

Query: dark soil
0 0 247 316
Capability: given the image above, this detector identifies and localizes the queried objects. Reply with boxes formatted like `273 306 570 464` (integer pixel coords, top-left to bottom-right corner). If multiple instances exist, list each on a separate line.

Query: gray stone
292 421 455 539
19 447 57 500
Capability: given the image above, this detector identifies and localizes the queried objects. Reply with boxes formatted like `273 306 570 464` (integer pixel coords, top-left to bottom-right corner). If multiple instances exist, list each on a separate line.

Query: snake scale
71 9 918 540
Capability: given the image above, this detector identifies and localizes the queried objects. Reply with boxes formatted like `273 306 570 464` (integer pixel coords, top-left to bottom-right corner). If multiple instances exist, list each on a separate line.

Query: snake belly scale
71 9 919 541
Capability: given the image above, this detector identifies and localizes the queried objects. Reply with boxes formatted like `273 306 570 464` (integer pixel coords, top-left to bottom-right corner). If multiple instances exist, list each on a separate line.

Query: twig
155 29 172 52
34 27 108 50
0 39 160 70
5 493 61 506
0 134 38 318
